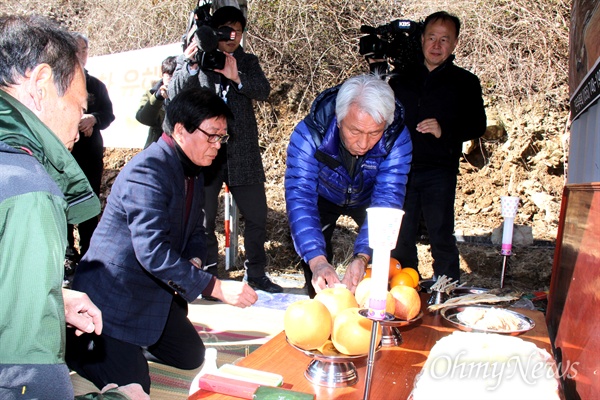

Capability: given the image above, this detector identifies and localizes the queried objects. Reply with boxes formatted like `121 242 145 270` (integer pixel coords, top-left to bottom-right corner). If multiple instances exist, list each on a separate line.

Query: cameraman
388 11 487 282
169 6 282 293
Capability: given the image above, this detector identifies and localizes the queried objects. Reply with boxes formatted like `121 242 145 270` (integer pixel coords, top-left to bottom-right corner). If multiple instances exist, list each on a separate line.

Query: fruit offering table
190 293 555 399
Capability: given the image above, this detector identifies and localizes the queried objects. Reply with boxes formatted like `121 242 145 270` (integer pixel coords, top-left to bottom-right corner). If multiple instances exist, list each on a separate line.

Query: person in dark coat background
389 11 487 282
136 55 177 149
68 33 115 261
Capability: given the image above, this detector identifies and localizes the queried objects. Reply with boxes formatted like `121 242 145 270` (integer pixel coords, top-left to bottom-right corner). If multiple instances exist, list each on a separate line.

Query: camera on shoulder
359 19 423 75
182 1 235 71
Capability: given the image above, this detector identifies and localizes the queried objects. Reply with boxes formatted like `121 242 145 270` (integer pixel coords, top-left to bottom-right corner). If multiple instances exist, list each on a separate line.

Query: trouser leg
147 295 205 370
229 183 268 279
77 216 99 256
65 297 203 395
66 330 152 394
300 198 341 298
392 172 421 269
71 135 104 257
203 164 225 276
420 169 460 281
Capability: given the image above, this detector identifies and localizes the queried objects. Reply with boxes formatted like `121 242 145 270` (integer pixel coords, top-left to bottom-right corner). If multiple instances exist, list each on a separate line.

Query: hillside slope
2 0 571 292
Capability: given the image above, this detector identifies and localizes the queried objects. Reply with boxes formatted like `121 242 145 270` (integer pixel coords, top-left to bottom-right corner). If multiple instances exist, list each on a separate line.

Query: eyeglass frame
196 126 229 144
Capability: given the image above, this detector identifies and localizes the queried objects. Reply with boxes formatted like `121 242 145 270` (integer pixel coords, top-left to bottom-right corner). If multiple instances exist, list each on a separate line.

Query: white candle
501 217 515 256
366 207 405 320
500 196 519 256
368 248 389 320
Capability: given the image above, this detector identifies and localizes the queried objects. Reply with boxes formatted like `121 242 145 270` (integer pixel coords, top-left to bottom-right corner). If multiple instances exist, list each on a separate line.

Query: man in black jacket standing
390 11 486 282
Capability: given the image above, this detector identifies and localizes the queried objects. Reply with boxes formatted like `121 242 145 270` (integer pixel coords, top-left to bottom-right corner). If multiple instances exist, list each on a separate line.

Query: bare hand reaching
210 279 257 308
62 288 102 336
341 255 368 294
308 255 342 294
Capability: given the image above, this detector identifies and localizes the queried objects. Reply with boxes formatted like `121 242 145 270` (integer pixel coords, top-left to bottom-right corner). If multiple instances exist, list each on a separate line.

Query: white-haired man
285 74 413 297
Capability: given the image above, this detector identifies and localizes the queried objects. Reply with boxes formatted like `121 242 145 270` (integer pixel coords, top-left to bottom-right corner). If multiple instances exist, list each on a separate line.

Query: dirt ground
102 131 562 297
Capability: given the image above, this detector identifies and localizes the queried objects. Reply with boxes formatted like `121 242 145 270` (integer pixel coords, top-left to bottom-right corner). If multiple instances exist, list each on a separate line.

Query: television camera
182 1 236 71
359 19 423 74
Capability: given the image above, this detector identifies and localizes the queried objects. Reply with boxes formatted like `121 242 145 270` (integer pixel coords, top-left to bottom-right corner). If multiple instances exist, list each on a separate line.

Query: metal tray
286 337 375 361
441 305 535 335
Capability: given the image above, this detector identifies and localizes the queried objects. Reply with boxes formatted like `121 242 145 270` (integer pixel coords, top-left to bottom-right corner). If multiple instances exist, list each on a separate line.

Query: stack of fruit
284 258 421 356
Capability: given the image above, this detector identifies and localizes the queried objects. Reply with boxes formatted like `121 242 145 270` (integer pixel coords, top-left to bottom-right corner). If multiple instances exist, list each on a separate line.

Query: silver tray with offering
286 336 380 388
441 305 535 335
357 310 424 347
428 287 522 312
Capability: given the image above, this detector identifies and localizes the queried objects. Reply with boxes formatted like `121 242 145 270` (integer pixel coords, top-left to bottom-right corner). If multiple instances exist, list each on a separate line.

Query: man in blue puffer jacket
285 74 412 298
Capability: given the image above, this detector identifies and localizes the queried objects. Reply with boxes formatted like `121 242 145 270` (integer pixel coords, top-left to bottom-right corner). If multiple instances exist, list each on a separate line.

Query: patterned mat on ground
71 327 265 399
72 291 307 399
71 361 198 399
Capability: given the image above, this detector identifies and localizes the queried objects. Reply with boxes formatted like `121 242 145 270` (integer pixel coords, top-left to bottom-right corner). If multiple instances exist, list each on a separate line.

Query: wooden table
190 296 553 399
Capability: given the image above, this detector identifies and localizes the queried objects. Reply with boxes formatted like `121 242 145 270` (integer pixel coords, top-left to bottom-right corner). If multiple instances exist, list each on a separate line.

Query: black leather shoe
247 276 283 293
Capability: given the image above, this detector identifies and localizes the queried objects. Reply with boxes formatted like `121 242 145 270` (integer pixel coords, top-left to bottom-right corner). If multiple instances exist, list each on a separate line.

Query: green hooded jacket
0 89 100 364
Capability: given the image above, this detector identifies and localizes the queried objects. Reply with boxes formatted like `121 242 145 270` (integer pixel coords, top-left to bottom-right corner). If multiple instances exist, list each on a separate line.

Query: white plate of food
441 305 535 335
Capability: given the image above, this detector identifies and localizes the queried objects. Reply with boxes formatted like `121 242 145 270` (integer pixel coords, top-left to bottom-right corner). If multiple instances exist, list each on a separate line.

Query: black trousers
68 132 104 256
301 197 368 298
391 167 460 281
66 296 204 394
203 161 268 278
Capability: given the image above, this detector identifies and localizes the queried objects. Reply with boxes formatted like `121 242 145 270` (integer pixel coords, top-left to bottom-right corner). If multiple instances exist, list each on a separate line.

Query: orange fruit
389 271 416 289
332 307 383 355
315 286 358 321
284 299 332 350
389 257 402 278
390 285 421 320
401 268 420 287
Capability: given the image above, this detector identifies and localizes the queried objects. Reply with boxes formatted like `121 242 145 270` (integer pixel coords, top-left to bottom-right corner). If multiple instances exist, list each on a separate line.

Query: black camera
359 19 423 74
182 1 235 71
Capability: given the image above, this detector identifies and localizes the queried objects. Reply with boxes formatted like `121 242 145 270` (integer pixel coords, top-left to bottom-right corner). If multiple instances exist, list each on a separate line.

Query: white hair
335 74 395 127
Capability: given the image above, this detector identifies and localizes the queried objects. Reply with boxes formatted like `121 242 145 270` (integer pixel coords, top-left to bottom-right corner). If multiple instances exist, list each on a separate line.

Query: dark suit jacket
72 137 211 346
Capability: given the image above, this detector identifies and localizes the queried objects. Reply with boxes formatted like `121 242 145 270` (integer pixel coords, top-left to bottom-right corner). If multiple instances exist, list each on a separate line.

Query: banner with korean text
86 43 181 149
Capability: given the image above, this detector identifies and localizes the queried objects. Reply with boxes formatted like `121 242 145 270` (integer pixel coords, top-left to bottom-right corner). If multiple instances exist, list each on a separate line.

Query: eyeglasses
196 127 229 144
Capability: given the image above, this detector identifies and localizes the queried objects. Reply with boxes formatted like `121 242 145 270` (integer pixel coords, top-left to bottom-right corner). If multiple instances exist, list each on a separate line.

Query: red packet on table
198 373 259 399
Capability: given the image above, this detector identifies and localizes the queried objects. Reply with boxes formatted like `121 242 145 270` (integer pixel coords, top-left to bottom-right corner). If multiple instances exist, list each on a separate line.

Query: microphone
194 25 219 52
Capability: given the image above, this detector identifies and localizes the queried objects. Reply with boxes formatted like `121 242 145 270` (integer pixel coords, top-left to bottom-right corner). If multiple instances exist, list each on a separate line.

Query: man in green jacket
0 14 147 400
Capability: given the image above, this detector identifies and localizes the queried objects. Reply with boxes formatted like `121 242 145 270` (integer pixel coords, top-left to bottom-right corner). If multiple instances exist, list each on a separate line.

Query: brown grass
1 0 570 291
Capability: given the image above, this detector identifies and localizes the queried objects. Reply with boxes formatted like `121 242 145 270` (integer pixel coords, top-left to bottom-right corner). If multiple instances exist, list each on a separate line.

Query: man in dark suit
66 87 258 395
